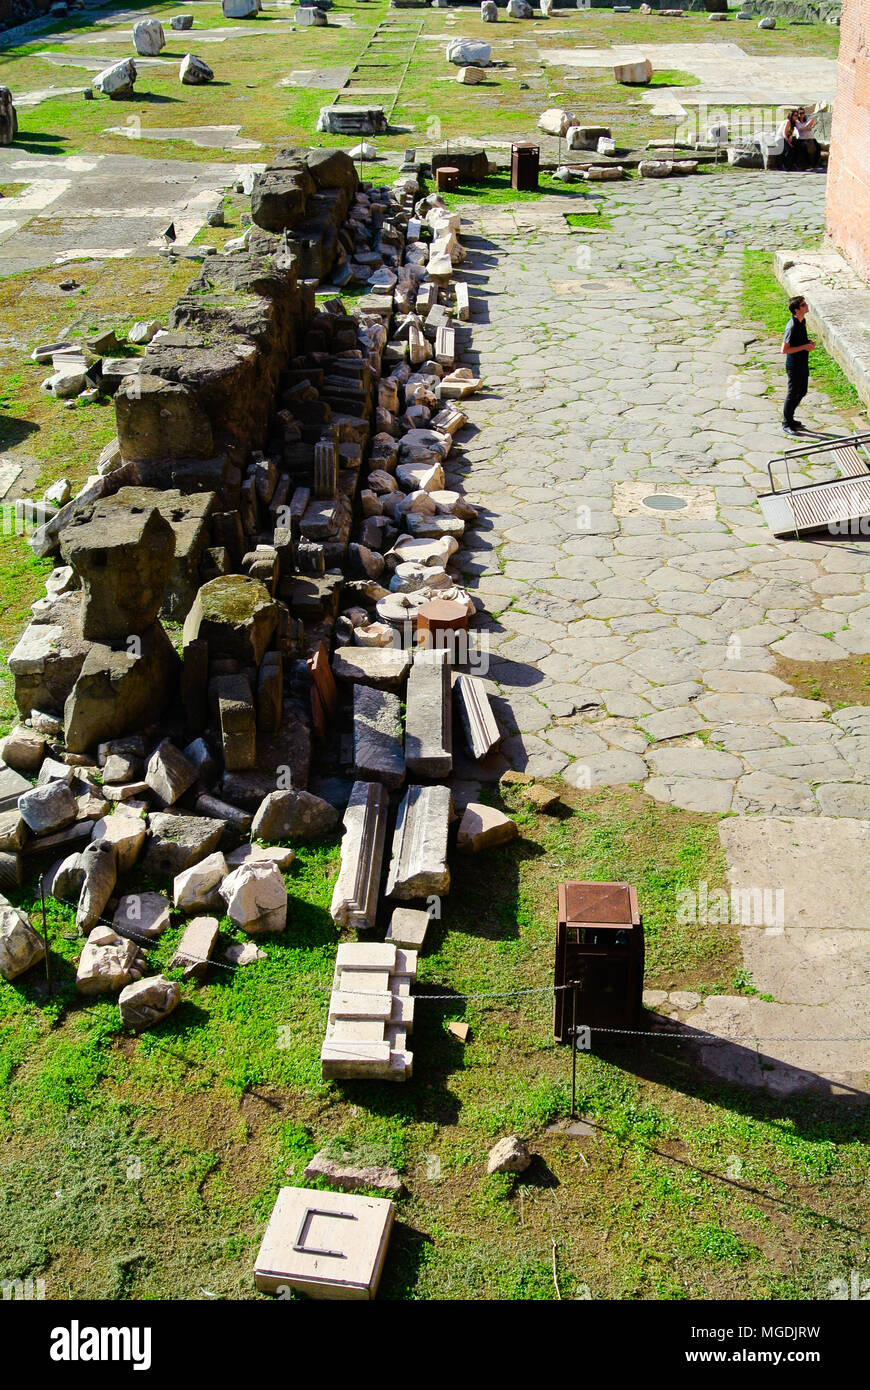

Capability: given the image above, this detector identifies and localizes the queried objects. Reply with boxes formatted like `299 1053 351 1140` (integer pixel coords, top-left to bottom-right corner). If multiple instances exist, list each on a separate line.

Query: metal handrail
766 431 870 493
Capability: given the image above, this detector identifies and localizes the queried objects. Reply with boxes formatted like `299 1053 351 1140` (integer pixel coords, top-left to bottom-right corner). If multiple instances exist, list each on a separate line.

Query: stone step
385 783 451 900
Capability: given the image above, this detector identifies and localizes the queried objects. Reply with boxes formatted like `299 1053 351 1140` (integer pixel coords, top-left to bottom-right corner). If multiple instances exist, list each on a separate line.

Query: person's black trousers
783 365 808 426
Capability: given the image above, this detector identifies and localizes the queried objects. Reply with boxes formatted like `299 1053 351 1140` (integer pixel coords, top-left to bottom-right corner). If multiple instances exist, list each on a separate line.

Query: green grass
438 171 578 208
3 786 869 1300
742 249 865 416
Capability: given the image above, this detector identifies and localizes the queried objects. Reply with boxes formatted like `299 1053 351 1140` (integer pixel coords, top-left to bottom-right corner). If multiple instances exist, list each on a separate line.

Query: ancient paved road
448 171 870 1095
451 171 870 820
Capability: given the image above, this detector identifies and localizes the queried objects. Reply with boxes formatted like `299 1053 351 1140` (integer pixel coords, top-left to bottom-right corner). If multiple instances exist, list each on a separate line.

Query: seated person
794 107 821 168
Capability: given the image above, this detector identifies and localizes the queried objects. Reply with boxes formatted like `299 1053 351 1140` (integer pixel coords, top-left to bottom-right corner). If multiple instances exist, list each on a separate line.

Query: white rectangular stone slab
254 1186 394 1299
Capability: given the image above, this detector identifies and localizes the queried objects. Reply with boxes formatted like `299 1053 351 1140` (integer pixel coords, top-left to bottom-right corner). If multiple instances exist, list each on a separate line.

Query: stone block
173 851 227 912
454 673 501 761
405 648 451 777
332 646 410 690
91 814 146 874
119 974 181 1032
133 18 165 55
76 926 139 995
251 788 338 842
214 673 257 772
183 575 278 666
64 622 179 755
169 915 219 980
145 739 198 806
1 726 45 774
59 497 175 641
257 652 283 735
220 859 287 934
330 780 389 931
75 838 117 934
113 890 171 940
614 58 652 84
386 784 451 900
254 1187 394 1299
143 812 224 878
0 904 45 980
386 906 429 950
457 803 518 853
18 781 77 836
353 685 405 789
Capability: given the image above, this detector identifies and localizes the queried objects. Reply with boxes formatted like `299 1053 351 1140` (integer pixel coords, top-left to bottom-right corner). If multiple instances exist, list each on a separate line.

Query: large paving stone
720 816 870 930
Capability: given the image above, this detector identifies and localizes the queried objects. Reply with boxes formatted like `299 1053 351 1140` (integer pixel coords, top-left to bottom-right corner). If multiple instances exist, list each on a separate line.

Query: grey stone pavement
0 151 259 273
446 171 870 1095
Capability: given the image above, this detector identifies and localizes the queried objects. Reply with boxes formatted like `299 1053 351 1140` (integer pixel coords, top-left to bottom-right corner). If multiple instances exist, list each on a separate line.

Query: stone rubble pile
1 145 512 1066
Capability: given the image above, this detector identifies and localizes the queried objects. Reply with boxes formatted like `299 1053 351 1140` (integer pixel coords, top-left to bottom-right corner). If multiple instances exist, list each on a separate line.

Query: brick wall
826 0 870 282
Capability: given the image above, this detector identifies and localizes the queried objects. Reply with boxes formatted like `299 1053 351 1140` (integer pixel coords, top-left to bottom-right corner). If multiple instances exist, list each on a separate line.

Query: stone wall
826 0 870 283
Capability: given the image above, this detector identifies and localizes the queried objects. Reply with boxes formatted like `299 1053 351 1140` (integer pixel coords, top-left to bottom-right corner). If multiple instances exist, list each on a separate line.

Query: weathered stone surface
0 809 29 852
405 649 451 777
64 622 178 754
224 940 266 966
457 803 518 853
119 974 181 1032
145 739 198 807
76 838 117 934
18 781 77 835
183 575 278 666
173 850 227 912
133 18 165 56
354 685 405 789
143 812 224 878
93 58 137 99
251 788 338 842
386 783 451 899
386 905 430 950
214 673 256 772
179 53 213 84
454 672 500 761
0 904 45 980
170 915 219 979
446 37 490 66
9 604 90 721
113 890 171 940
220 859 287 934
486 1135 531 1175
115 374 213 464
330 780 389 930
76 925 139 995
91 812 146 873
303 1150 404 1195
0 726 45 774
225 842 295 871
332 645 410 690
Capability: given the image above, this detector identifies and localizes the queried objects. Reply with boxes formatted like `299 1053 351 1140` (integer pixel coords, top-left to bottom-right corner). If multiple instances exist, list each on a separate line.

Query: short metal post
40 874 51 995
570 982 578 1118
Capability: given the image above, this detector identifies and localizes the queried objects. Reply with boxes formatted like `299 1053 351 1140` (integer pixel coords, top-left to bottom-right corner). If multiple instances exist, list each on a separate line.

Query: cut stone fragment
251 788 339 842
0 726 45 774
220 859 287 934
75 838 117 934
303 1151 404 1195
113 890 171 941
386 906 430 950
173 850 227 912
457 802 518 853
454 673 500 760
225 843 295 872
170 915 219 980
143 812 224 877
386 783 451 900
183 575 278 666
145 739 198 806
18 780 78 835
76 925 139 995
332 645 410 690
253 1186 395 1300
63 622 179 754
353 685 405 789
0 767 32 814
214 673 256 772
224 940 266 966
119 974 181 1033
405 648 451 777
0 903 45 980
60 494 175 641
330 780 389 931
487 1134 531 1174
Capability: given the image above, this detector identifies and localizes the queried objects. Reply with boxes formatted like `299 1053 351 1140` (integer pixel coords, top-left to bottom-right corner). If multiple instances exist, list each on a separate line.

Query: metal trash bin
554 881 645 1042
511 141 540 192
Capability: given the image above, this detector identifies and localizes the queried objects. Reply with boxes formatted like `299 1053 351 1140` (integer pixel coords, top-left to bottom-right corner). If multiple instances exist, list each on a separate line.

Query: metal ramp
758 432 870 538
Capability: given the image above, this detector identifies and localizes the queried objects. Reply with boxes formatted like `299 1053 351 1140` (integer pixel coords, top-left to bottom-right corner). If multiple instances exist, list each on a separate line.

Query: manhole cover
642 494 687 511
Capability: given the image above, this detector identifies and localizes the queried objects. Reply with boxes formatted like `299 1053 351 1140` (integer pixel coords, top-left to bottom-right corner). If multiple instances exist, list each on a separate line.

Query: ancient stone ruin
1 144 494 1070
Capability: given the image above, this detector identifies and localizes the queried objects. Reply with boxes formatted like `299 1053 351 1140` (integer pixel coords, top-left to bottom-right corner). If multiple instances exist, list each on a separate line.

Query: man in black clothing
781 294 816 435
